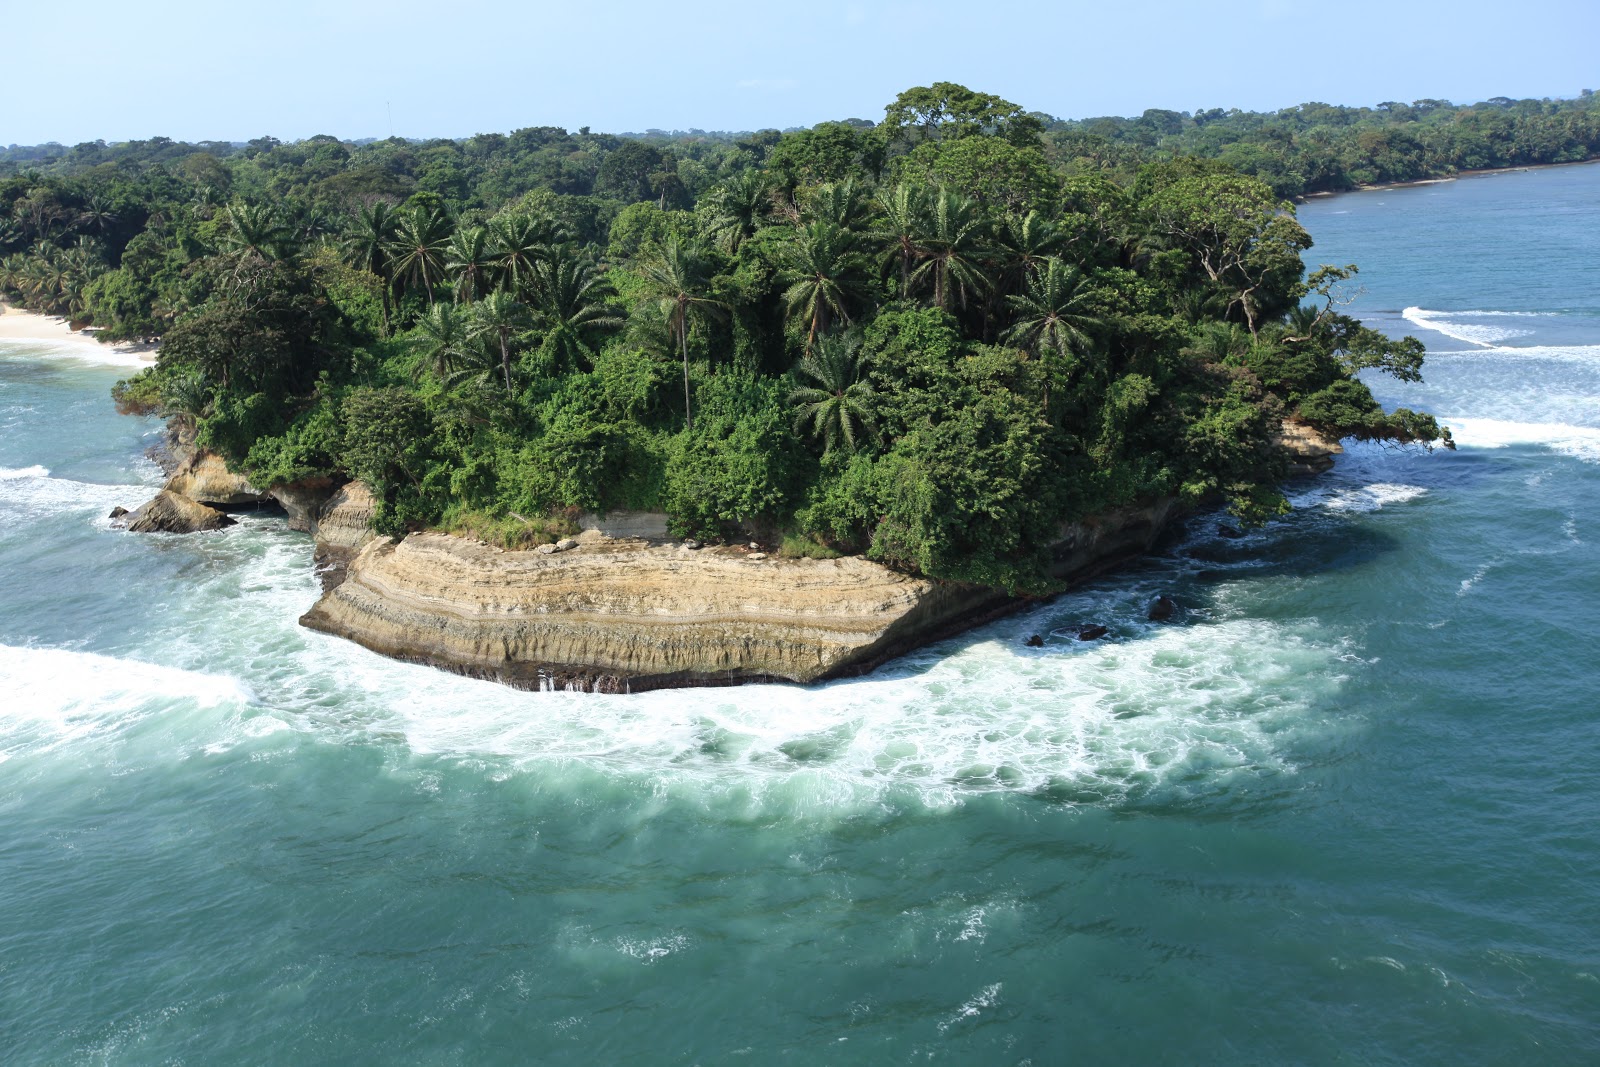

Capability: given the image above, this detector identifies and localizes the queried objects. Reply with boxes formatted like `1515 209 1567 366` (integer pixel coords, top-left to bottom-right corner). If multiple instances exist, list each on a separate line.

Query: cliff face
297 500 1183 693
162 452 270 507
299 533 1012 691
123 439 1321 692
1276 419 1345 476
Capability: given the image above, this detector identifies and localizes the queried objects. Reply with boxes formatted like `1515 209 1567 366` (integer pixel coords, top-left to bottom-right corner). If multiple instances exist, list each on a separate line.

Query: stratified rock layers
301 535 1002 690
299 499 1182 692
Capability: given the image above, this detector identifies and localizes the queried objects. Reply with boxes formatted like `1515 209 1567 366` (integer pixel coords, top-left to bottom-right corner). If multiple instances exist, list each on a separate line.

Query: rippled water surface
3 165 1599 1064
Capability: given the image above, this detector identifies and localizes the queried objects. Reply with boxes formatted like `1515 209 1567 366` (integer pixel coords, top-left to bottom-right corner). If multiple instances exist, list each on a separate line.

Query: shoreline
1297 156 1600 200
0 303 158 367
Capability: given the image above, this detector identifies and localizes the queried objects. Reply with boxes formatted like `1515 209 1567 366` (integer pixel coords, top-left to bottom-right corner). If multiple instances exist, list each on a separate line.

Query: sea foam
1402 307 1536 347
0 466 147 520
0 643 256 762
1443 417 1600 463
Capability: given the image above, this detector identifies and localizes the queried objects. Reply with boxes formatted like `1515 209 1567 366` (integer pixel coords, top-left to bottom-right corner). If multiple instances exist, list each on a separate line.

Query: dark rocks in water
1077 624 1109 641
1148 595 1177 622
107 506 129 519
125 490 236 534
1217 523 1244 539
1025 634 1045 647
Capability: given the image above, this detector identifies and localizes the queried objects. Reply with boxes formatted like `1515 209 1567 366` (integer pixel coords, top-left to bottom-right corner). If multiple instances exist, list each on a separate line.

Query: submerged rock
1077 624 1109 641
126 490 235 534
1148 595 1177 622
1217 523 1244 539
1025 634 1045 648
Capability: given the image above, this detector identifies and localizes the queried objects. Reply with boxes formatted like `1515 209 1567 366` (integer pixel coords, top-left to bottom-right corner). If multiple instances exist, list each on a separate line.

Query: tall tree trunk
499 329 512 392
680 315 693 431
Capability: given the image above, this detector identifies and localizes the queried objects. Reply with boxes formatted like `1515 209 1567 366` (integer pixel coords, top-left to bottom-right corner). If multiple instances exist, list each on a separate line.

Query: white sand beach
0 304 158 367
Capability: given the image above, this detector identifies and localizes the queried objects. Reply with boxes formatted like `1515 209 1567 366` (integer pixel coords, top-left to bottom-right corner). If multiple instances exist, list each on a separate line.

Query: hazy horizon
5 0 1596 146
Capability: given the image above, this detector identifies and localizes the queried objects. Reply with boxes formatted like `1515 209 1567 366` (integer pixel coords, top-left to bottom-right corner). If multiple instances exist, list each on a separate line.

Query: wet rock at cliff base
108 506 129 520
1077 624 1109 641
126 490 236 534
1025 634 1045 648
1148 595 1177 622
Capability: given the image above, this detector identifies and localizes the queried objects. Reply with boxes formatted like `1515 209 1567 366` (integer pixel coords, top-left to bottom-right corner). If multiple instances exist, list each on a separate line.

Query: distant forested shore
6 89 1595 201
0 84 1464 593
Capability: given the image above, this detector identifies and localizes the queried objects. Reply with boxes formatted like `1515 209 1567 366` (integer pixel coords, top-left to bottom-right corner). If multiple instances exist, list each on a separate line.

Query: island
2 83 1468 690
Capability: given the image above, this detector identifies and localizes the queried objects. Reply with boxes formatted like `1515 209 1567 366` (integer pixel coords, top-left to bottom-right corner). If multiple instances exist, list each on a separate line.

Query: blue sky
7 0 1597 144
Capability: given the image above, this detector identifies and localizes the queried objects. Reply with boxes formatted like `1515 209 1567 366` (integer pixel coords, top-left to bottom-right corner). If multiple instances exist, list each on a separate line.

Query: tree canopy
2 82 1474 591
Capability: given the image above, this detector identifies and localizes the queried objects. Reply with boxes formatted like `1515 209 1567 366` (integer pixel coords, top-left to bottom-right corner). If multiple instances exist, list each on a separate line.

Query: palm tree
907 188 989 312
1003 259 1104 399
702 170 772 252
637 239 727 430
779 221 870 351
447 225 494 302
869 182 928 298
410 301 471 383
802 178 870 232
527 249 622 373
76 196 118 237
440 334 507 396
994 211 1064 295
221 202 291 272
468 290 527 392
339 201 399 334
388 203 453 305
487 213 566 300
789 332 879 455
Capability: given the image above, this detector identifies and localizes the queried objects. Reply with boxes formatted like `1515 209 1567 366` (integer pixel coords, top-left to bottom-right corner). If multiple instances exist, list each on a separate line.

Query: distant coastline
1298 156 1600 200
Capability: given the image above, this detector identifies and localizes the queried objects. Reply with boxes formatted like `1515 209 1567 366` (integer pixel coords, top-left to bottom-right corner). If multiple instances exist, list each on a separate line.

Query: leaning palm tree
702 170 772 252
907 188 989 312
869 182 929 298
409 301 471 384
789 332 879 455
446 225 495 302
467 290 528 392
1003 259 1104 396
527 249 622 373
636 239 727 430
387 202 453 305
779 221 870 351
339 201 399 334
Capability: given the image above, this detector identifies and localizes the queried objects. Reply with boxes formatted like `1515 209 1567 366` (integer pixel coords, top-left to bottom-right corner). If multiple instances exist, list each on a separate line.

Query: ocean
2 163 1597 1064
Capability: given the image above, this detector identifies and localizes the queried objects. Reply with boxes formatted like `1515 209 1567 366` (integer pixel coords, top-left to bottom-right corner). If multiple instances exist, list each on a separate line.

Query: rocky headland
121 422 1339 692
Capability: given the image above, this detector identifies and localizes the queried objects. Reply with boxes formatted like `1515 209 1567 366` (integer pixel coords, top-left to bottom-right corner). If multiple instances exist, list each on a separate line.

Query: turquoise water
4 166 1600 1064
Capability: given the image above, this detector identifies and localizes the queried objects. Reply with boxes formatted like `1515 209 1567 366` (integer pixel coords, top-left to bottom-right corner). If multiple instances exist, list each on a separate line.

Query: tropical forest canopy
0 83 1485 592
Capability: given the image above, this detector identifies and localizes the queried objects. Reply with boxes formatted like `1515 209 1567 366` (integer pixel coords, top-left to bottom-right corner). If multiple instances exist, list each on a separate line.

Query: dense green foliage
2 84 1467 592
